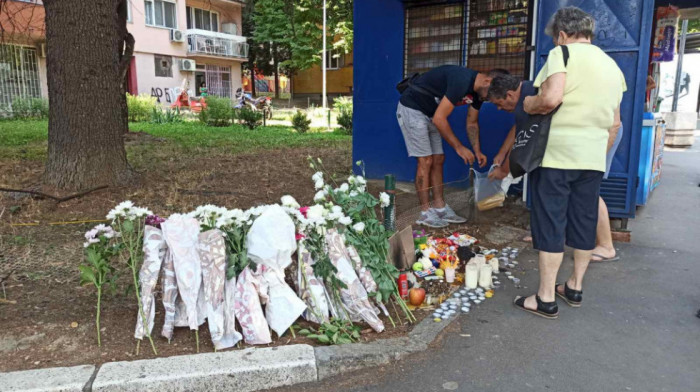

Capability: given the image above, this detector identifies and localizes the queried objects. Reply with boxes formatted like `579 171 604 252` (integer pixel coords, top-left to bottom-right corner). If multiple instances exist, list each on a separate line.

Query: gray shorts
396 103 444 157
604 123 623 179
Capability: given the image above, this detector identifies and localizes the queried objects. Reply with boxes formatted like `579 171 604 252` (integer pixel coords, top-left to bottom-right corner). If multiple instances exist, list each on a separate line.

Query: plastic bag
473 166 506 211
135 225 167 340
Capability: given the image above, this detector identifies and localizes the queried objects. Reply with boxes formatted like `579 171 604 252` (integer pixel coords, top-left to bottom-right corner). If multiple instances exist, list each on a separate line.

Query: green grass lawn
0 120 351 161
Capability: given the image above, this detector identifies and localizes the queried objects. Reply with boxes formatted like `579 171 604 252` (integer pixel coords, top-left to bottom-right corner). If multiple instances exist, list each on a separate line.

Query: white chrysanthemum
312 171 324 183
338 183 349 192
314 190 327 202
331 205 343 214
349 190 358 197
306 205 326 220
314 178 325 190
352 222 365 233
379 192 391 208
339 216 352 226
355 176 367 186
357 185 367 193
281 195 300 209
348 176 356 185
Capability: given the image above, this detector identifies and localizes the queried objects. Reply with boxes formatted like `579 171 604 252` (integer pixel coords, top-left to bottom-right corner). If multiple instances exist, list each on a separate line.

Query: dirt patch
0 143 530 373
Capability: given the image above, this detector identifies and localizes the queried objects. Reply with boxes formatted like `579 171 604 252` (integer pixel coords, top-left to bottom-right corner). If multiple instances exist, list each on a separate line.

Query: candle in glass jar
465 263 479 289
479 264 492 288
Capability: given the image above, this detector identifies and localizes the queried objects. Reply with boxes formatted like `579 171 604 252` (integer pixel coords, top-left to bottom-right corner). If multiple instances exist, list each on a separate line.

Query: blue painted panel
353 0 515 184
534 0 655 218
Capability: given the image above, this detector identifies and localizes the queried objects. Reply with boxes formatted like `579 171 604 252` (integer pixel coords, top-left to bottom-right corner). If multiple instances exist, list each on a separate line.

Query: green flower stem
96 287 102 347
117 218 158 356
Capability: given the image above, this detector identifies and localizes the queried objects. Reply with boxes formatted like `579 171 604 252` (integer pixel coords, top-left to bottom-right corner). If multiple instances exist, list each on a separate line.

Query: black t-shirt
514 81 536 126
399 65 483 117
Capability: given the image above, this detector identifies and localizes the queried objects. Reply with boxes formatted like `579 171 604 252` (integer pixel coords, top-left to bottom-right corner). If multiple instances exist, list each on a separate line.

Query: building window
204 65 231 98
326 49 345 70
186 6 219 32
0 44 41 109
154 54 173 77
145 0 177 29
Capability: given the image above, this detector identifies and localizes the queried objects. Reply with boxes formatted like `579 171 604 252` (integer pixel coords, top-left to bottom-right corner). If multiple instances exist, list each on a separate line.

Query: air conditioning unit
222 22 238 35
38 43 46 58
170 29 186 42
179 59 196 72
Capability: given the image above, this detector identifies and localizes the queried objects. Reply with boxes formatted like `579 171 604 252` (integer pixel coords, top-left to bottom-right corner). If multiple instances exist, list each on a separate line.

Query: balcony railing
186 29 248 59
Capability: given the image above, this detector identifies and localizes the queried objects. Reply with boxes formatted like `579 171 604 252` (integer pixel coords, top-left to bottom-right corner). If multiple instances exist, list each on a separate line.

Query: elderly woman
514 7 625 319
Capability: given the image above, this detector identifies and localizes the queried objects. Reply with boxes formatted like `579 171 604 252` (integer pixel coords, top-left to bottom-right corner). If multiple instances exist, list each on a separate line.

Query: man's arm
523 72 566 115
466 106 487 167
493 125 516 166
607 105 621 152
433 97 475 165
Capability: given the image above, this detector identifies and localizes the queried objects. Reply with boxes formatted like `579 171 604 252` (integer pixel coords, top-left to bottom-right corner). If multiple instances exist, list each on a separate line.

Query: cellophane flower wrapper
325 229 384 332
296 241 330 324
198 229 235 350
233 265 271 344
135 225 167 339
161 215 202 331
246 205 307 337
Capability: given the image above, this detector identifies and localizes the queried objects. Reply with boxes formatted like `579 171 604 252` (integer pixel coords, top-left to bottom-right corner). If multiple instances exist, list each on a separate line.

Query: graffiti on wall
151 87 173 104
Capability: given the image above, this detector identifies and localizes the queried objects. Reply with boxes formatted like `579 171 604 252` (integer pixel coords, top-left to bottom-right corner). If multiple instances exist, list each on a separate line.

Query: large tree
41 0 134 190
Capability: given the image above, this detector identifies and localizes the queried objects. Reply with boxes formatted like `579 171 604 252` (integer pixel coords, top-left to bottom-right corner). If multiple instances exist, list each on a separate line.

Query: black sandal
513 295 558 319
556 283 582 307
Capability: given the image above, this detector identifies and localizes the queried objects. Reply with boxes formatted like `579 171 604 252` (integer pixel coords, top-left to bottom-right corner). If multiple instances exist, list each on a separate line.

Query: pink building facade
128 0 247 105
0 0 247 110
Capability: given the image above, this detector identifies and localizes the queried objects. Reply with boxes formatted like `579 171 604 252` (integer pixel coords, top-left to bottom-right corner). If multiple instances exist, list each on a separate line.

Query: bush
127 93 158 122
199 96 233 127
291 110 311 134
333 96 352 113
11 97 49 119
334 96 352 135
337 109 352 135
236 107 263 130
150 107 183 124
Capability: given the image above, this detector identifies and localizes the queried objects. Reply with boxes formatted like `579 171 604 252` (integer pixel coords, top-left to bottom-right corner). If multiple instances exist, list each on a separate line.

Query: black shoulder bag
509 45 569 178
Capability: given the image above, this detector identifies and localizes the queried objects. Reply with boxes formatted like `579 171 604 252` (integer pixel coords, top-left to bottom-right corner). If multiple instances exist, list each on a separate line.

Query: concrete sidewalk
279 140 700 392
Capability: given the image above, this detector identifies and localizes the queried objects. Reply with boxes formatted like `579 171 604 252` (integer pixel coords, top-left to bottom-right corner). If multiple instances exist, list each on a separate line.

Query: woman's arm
523 72 566 115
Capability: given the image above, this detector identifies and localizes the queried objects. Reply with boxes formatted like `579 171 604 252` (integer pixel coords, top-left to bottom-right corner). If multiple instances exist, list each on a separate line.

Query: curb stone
91 344 316 392
0 314 457 391
0 364 95 392
315 313 459 380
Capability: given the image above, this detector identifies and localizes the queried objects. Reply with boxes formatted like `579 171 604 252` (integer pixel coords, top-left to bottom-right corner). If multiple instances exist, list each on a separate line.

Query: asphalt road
277 137 700 392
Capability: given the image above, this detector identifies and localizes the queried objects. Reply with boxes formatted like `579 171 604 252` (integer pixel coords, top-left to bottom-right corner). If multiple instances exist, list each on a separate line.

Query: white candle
445 267 456 283
489 257 500 273
479 264 492 289
465 263 479 289
475 254 486 269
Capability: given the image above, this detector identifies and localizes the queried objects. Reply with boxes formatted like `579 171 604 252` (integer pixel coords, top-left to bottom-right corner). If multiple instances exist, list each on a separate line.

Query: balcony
186 29 248 60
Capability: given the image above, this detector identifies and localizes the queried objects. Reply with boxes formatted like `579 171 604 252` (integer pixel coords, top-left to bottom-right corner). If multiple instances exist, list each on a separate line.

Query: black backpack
396 73 441 97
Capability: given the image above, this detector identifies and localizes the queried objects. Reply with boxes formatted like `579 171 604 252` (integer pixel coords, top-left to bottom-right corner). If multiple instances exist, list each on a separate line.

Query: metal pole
322 0 328 116
671 19 688 112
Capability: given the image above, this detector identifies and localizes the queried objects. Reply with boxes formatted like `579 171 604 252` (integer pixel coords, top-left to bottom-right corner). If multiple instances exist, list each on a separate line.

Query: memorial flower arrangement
308 158 416 325
80 224 121 347
106 201 157 354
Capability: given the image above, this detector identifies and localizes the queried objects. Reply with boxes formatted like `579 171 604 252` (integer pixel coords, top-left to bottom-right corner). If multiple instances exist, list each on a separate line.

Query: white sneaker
416 209 449 228
434 204 467 224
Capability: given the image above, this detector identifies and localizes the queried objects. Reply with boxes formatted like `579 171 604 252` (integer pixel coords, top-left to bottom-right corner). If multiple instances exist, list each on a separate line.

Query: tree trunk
251 69 257 98
42 0 134 190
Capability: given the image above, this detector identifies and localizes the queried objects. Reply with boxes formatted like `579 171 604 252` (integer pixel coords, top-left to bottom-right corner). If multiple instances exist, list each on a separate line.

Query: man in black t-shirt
396 66 505 228
485 74 538 181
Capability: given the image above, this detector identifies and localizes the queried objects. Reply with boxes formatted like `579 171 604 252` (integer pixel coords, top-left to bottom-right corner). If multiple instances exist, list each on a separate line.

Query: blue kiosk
353 0 658 220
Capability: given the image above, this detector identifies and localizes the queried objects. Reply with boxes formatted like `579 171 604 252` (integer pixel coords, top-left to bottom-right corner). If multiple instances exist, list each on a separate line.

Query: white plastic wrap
246 205 307 337
135 225 167 339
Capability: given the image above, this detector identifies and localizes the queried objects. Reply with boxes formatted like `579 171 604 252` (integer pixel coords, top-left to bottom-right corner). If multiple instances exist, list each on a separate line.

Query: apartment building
0 0 248 109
